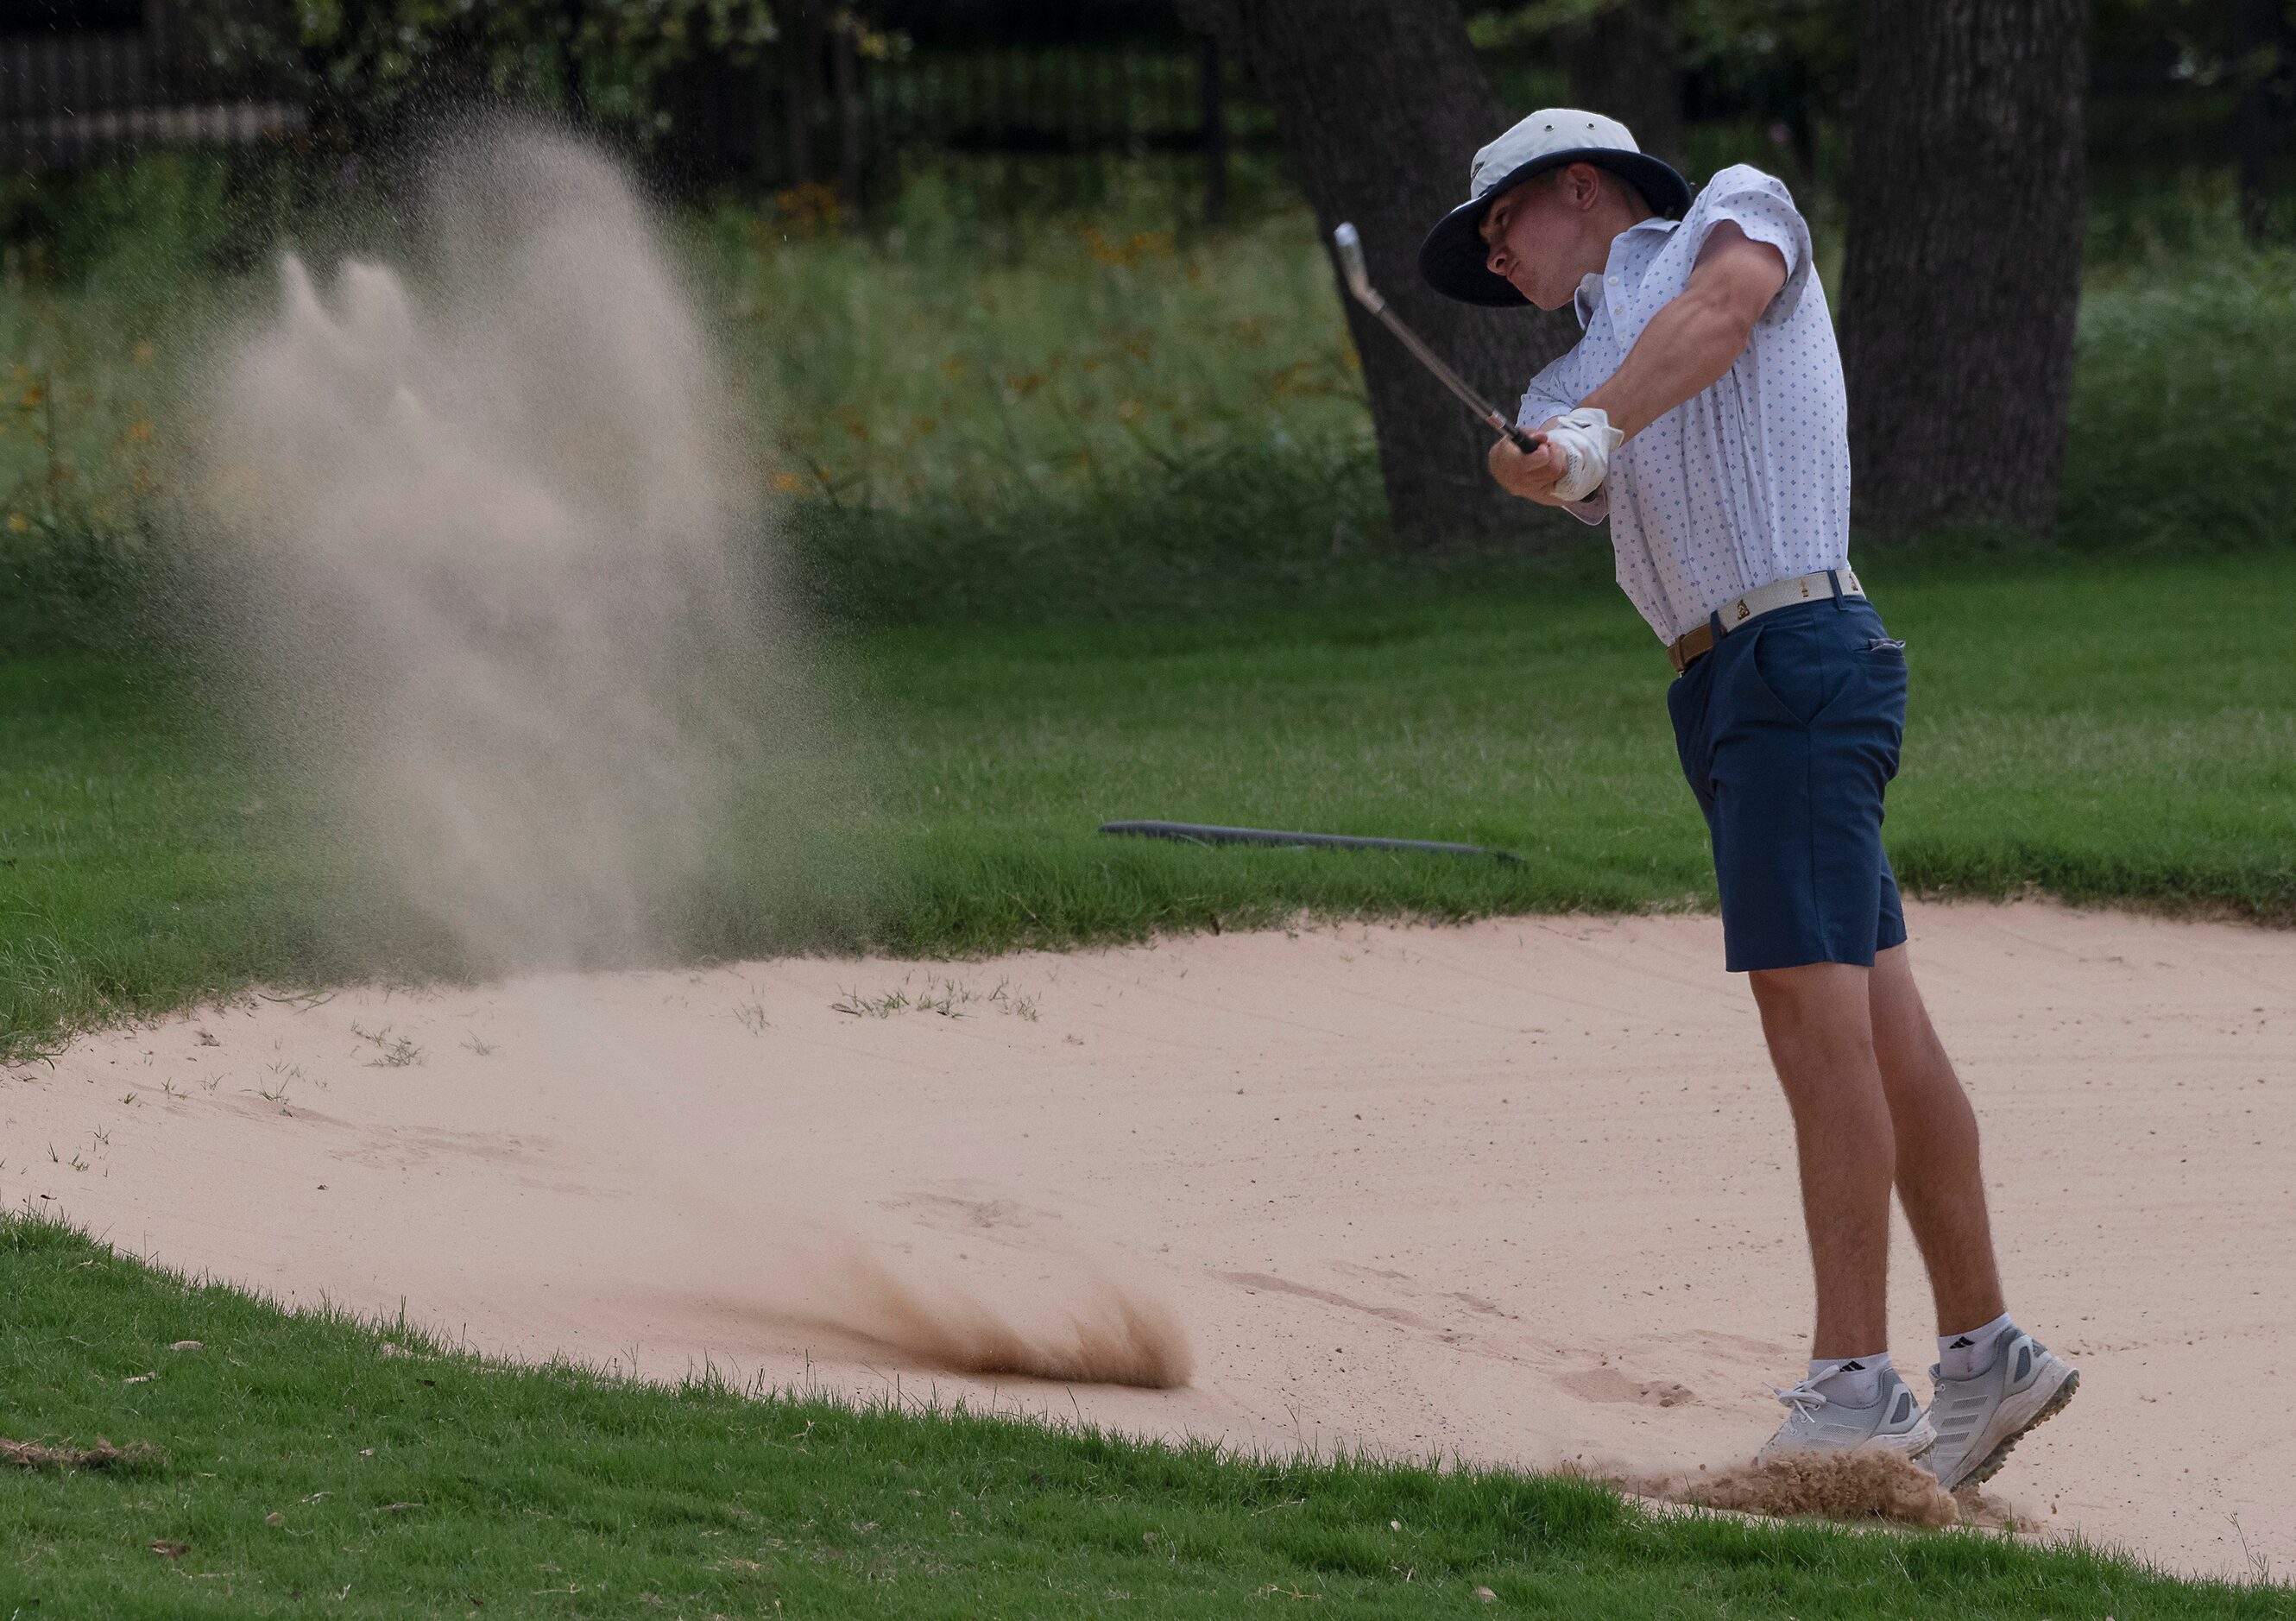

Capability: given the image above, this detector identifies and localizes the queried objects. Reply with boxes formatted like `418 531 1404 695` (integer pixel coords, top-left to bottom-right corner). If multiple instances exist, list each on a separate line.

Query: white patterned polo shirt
1517 163 1850 644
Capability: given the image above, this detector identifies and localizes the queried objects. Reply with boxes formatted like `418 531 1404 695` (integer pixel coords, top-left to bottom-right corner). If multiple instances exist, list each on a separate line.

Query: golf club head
1331 222 1377 307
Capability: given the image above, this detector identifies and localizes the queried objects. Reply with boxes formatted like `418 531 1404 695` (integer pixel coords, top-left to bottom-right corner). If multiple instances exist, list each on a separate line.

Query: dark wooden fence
1 1 305 171
755 28 1252 219
4 2 1245 218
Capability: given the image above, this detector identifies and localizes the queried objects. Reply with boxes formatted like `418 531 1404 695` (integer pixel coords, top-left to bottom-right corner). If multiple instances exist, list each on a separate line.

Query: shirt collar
1573 273 1605 329
1573 216 1684 327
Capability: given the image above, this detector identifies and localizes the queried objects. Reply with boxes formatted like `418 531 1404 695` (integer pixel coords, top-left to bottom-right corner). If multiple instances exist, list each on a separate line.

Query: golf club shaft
1364 300 1540 451
1332 224 1539 453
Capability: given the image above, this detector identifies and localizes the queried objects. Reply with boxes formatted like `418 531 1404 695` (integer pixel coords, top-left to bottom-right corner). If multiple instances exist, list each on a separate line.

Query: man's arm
1488 222 1788 506
1578 222 1787 439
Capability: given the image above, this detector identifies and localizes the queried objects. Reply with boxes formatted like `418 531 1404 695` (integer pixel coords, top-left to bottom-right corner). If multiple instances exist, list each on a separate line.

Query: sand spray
197 123 802 968
1593 1452 1964 1527
195 119 1186 1389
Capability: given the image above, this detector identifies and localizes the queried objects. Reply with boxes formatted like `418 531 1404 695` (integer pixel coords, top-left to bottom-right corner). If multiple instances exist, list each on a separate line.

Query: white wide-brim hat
1418 108 1691 306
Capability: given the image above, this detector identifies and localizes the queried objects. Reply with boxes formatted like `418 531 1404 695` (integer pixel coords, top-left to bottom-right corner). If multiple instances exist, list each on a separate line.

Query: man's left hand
1487 433 1570 503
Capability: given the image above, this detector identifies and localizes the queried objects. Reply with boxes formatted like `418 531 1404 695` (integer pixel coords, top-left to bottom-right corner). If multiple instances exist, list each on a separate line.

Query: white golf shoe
1757 1362 1937 1466
1921 1327 2080 1492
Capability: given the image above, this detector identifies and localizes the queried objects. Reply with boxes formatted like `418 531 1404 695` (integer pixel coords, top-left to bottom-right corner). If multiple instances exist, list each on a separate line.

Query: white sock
1807 1352 1890 1408
1939 1313 2015 1380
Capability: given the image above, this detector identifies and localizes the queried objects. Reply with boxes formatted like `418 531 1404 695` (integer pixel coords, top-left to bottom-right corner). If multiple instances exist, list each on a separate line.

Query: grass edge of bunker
4 1208 2289 1618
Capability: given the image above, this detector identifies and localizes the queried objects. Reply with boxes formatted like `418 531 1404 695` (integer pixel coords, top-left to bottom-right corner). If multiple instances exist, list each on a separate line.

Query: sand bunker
9 900 2294 1580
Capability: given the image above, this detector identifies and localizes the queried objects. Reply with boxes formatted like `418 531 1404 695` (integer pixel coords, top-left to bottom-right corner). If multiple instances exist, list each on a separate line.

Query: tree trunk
1838 0 2088 539
1179 0 1583 550
2236 0 2296 245
1558 0 1685 171
1198 35 1228 227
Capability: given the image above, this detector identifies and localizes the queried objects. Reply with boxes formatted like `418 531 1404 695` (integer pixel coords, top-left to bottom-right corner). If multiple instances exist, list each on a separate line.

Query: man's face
1479 167 1592 311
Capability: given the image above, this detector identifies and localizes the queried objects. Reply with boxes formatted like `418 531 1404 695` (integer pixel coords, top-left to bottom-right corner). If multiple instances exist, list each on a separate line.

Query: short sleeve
1512 344 1605 525
1688 165 1813 327
1517 344 1584 431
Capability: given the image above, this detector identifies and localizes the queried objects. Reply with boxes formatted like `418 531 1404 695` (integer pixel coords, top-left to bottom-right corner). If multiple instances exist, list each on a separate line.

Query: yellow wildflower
6 513 28 533
771 471 805 494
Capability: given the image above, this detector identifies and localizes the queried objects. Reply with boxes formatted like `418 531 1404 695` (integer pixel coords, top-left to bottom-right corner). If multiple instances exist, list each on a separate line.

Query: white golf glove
1542 407 1624 502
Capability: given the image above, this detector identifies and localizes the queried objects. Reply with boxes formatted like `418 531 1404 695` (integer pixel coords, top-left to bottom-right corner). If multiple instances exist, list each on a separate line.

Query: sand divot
3 1438 166 1473
747 1247 1192 1391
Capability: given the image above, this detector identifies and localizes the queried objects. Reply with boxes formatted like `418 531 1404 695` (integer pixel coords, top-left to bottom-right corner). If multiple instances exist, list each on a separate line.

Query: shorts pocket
1744 615 1846 729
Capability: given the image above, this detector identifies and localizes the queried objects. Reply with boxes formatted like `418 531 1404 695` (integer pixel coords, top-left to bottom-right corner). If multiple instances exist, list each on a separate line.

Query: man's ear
1567 162 1603 210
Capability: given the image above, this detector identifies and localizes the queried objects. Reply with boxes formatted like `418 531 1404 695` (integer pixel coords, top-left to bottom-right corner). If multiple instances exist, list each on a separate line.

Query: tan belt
1667 566 1865 674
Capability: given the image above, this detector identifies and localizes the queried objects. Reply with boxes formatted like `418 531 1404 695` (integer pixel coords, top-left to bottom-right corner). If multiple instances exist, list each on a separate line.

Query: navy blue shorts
1665 593 1909 973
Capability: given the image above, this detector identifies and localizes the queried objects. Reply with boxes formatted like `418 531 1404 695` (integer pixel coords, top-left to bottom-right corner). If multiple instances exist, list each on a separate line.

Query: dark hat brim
1417 149 1694 306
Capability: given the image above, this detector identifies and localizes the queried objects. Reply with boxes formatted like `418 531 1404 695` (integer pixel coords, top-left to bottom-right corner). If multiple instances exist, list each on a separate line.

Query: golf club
1332 222 1542 454
1101 819 1520 865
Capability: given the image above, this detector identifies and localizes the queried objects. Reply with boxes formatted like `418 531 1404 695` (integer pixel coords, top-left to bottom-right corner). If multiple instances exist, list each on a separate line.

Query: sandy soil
8 900 2291 1582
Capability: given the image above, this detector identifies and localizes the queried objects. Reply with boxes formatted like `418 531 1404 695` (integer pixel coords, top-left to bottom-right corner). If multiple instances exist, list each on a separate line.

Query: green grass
4 545 2292 1063
4 1211 2282 1619
851 546 2296 943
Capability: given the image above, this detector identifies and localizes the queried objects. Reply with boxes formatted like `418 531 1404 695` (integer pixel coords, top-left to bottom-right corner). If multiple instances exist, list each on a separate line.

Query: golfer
1417 110 2078 1489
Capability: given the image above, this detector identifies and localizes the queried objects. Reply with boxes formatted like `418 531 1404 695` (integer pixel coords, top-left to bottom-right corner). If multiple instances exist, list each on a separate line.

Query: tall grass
2059 250 2296 552
3 150 2293 646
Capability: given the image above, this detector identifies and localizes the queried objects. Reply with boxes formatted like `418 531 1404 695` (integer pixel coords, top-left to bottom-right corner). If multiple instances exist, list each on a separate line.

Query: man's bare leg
1867 943 2007 1334
1747 962 1895 1358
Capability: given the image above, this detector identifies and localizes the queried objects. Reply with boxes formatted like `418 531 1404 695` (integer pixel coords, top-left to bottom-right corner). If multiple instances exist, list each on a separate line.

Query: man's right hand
1486 432 1571 504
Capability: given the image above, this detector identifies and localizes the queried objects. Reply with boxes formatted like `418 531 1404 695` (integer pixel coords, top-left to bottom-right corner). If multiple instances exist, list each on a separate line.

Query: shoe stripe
1950 1368 2080 1492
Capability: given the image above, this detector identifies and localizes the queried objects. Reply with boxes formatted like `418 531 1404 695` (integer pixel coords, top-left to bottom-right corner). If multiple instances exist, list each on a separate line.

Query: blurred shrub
2 149 2291 652
785 432 1391 628
2058 249 2296 552
0 499 179 653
